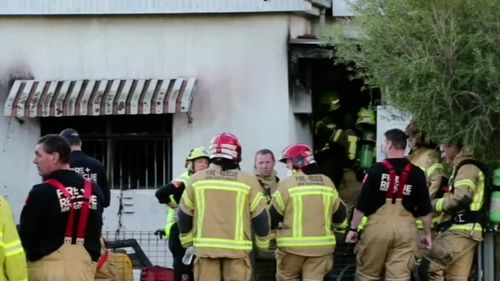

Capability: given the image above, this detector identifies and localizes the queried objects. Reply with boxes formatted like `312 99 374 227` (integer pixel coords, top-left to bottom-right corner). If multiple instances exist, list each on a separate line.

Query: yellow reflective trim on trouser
347 135 358 160
426 163 443 178
273 192 285 213
235 191 245 241
276 235 336 247
193 238 252 250
193 180 250 193
250 192 265 212
195 188 206 238
255 236 270 249
435 198 445 212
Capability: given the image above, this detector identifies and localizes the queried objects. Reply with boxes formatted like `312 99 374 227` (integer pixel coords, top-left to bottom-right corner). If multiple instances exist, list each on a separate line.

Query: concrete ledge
0 0 313 15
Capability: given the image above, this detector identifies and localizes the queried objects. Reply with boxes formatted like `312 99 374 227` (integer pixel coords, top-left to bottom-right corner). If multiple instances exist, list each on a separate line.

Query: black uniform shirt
19 169 104 262
356 158 432 217
70 150 110 207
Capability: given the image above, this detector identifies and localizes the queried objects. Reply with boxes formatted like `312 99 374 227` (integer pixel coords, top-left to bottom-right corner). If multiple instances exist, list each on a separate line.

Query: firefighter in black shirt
60 128 110 208
345 129 433 281
20 134 104 281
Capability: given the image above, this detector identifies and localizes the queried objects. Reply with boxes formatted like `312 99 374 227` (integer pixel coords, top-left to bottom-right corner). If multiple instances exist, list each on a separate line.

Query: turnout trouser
417 231 478 281
275 249 333 281
194 256 251 281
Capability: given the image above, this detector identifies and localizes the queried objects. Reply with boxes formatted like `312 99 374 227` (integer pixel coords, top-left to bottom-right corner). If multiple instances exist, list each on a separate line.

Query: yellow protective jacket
164 171 191 237
271 172 342 257
0 196 27 281
432 153 484 241
179 164 269 258
409 147 444 198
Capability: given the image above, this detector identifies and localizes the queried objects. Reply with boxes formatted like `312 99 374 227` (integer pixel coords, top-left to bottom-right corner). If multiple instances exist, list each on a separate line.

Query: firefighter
0 195 28 281
314 91 345 187
254 148 279 204
60 128 116 281
346 129 433 281
405 123 445 270
270 144 347 281
405 123 444 199
60 128 110 208
177 133 270 281
155 146 209 281
20 134 104 281
417 142 484 280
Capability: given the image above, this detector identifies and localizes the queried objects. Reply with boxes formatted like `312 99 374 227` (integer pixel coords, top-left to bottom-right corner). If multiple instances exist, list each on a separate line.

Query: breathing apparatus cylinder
358 131 376 171
489 168 500 229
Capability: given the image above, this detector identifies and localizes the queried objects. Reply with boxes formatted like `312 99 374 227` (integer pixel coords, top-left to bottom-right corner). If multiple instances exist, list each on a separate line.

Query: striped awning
3 78 197 117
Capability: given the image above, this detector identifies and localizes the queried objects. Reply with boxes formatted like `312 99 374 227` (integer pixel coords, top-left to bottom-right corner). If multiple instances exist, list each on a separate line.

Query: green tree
323 0 500 166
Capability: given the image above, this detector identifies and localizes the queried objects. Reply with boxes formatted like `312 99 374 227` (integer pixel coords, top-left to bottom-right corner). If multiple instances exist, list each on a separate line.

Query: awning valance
3 78 196 117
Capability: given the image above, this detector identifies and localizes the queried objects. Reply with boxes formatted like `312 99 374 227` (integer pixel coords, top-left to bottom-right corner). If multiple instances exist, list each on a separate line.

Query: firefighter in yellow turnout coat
270 144 347 281
155 147 209 281
177 133 270 281
417 143 485 280
0 196 27 281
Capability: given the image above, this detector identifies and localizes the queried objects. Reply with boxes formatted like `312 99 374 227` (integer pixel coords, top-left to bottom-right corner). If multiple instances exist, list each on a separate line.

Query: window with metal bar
41 115 172 189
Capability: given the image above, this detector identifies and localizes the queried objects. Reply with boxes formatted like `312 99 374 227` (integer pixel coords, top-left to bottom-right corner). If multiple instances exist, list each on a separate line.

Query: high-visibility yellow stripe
426 163 443 178
277 235 336 247
235 191 244 241
448 223 482 232
435 198 445 212
293 196 301 238
273 192 285 212
471 172 485 211
454 179 475 190
347 135 358 160
290 191 335 197
250 193 265 212
5 245 24 256
289 185 333 193
358 217 368 230
332 129 342 142
193 180 250 192
255 236 269 249
195 188 205 238
180 232 193 247
194 238 252 250
323 195 333 234
182 194 194 210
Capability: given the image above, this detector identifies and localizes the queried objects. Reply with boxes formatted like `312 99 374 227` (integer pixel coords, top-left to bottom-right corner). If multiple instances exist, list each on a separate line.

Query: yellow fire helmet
356 108 376 126
320 91 341 112
186 146 209 161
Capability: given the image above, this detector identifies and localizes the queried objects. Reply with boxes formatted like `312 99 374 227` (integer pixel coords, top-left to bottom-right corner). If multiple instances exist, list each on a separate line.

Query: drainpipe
319 8 326 35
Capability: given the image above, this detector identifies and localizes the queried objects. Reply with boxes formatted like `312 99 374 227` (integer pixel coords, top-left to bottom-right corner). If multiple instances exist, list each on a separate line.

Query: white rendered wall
0 14 313 230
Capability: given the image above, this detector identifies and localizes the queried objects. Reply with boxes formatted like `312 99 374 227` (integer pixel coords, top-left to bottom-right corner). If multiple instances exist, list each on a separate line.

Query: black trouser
169 223 194 281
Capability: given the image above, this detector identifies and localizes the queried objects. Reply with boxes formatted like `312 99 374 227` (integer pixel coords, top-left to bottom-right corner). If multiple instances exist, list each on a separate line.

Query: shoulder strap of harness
45 179 94 244
381 160 413 202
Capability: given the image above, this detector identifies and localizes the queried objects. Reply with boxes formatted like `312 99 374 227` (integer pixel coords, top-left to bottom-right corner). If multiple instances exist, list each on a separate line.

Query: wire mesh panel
103 230 173 279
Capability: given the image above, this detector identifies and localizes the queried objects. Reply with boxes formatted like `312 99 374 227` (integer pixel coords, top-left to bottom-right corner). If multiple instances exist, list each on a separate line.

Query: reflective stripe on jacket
272 172 341 256
179 165 269 258
165 171 191 238
0 196 28 281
